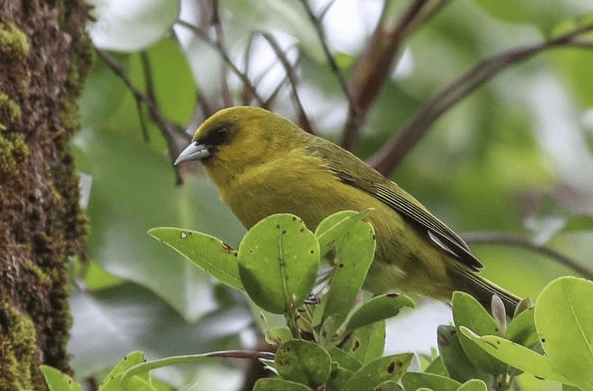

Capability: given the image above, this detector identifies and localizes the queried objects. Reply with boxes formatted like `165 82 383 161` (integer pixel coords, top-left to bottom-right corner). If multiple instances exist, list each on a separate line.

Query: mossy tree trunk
0 1 92 390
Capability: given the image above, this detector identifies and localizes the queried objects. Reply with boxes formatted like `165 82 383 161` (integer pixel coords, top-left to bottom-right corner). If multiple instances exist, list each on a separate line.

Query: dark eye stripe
199 124 231 147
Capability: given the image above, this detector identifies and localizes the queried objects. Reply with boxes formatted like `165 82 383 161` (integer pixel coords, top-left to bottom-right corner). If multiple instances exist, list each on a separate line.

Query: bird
175 106 521 316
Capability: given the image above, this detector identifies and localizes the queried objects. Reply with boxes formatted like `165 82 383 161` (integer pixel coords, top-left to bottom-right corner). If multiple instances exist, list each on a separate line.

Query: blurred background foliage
70 0 593 389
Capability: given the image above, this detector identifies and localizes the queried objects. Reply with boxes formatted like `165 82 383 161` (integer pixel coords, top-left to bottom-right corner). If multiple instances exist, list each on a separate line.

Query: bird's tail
448 265 521 317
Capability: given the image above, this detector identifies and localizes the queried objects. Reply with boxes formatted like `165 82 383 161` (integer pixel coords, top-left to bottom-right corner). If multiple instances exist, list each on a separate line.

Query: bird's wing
304 140 483 271
330 168 483 271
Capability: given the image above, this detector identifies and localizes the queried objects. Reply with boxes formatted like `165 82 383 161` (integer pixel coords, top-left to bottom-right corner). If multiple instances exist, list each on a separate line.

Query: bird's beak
174 142 210 165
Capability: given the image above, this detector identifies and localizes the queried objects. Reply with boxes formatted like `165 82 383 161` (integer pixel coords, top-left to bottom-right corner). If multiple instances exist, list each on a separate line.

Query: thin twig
96 49 188 184
139 51 155 141
341 0 434 151
176 19 265 106
299 0 355 110
368 23 593 175
259 32 313 133
405 0 452 38
209 0 232 107
264 50 303 108
463 232 593 281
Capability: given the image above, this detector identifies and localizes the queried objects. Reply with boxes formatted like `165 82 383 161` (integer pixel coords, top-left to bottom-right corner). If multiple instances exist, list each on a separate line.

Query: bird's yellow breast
207 148 453 299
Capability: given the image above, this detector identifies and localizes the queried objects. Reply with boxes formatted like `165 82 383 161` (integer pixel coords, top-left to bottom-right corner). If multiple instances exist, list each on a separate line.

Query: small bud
491 294 507 334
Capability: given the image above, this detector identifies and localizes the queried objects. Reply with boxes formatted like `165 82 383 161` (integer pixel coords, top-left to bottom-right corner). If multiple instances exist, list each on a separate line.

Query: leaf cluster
42 212 593 391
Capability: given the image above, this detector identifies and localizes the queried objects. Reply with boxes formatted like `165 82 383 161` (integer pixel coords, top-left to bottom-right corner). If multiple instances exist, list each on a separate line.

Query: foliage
45 212 593 390
65 0 593 390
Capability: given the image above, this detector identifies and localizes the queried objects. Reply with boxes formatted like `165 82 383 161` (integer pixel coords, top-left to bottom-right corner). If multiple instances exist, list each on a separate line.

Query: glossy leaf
535 277 593 387
460 327 571 384
506 308 538 347
148 227 242 290
40 366 85 391
100 351 150 391
437 325 487 384
346 293 414 331
315 210 370 256
452 292 506 375
238 214 320 314
319 217 376 335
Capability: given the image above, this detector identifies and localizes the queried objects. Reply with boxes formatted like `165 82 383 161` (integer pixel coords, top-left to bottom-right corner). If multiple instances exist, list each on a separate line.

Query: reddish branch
369 23 593 176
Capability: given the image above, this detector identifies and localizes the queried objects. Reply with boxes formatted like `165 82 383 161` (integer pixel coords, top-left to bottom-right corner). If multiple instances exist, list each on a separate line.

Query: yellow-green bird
175 106 521 315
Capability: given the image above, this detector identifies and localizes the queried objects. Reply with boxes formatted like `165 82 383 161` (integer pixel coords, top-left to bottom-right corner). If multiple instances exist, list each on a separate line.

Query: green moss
0 301 38 391
22 260 52 285
59 98 80 131
47 179 64 206
0 20 30 59
0 92 22 120
0 130 29 172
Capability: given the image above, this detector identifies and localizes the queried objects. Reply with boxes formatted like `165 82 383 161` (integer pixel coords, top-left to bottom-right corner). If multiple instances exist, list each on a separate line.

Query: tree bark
0 1 92 389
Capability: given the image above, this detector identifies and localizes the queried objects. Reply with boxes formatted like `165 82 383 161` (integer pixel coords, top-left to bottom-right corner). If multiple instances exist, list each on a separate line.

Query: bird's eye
211 125 230 145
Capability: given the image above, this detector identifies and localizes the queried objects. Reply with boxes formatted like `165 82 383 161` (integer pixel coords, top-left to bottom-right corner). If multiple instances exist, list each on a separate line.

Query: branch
96 49 189 184
139 51 155 142
341 0 443 151
299 0 355 110
463 232 593 281
209 0 233 107
259 32 313 133
176 19 265 106
368 23 593 175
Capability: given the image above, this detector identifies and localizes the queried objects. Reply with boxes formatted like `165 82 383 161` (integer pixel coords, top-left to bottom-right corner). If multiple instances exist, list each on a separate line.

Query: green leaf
401 372 461 391
535 276 593 387
319 216 376 335
40 365 85 391
315 210 370 256
456 379 488 391
342 353 413 391
346 293 414 331
437 325 488 383
343 320 386 364
238 214 320 314
252 378 314 391
327 347 362 372
459 327 571 384
506 308 538 347
99 351 150 391
424 356 448 377
148 227 242 290
266 327 294 346
275 340 332 387
117 376 158 391
452 292 506 375
373 380 404 391
326 367 355 391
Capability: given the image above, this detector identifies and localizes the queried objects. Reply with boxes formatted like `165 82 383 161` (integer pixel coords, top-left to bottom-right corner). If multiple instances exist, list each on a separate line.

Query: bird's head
175 106 306 188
